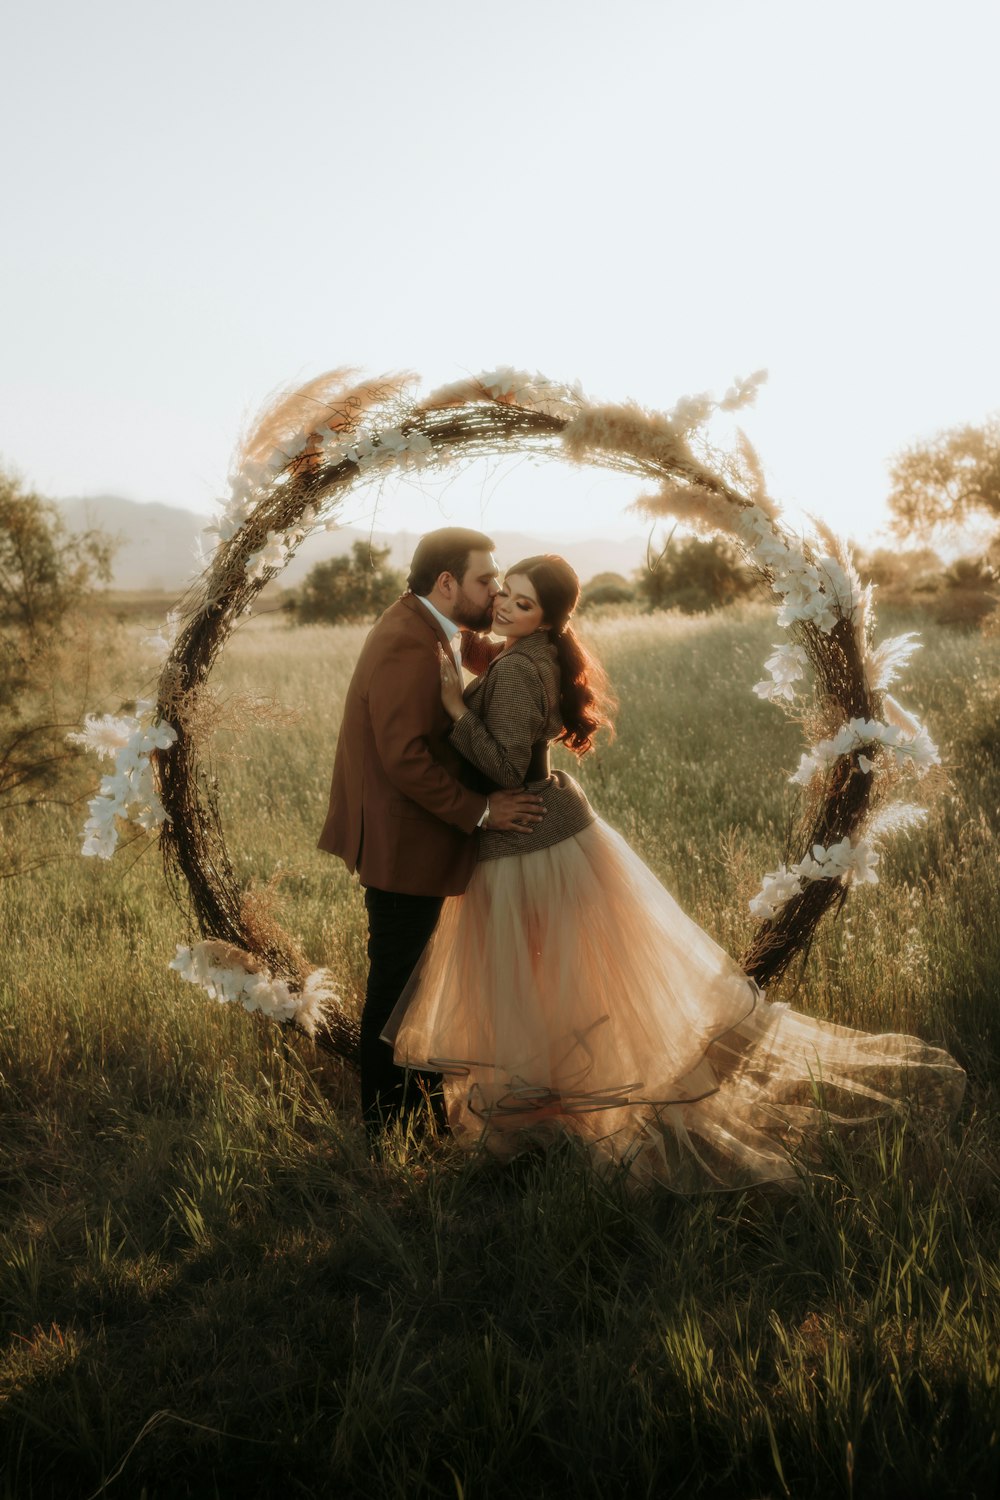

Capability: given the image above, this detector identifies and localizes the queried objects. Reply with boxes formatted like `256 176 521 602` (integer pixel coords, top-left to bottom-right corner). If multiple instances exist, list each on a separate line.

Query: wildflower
245 530 289 580
67 714 134 761
749 864 803 919
753 644 809 704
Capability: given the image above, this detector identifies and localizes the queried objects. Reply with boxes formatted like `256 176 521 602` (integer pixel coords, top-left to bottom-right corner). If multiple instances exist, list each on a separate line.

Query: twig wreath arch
73 369 940 1063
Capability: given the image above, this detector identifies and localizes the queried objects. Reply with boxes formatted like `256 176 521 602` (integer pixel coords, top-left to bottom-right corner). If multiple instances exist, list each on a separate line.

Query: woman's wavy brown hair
505 555 617 755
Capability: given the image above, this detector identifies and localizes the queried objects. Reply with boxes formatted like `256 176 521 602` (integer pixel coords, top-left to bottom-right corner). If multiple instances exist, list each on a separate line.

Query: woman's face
492 572 547 639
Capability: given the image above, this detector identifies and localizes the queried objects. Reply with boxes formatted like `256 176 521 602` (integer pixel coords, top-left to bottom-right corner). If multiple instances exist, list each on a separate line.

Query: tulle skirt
383 820 965 1190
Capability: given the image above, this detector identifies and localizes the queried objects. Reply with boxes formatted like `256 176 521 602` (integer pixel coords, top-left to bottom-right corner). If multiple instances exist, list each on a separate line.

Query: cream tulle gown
383 631 965 1191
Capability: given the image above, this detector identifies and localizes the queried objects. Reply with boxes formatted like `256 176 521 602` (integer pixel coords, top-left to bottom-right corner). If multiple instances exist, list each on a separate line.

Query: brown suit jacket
317 594 487 896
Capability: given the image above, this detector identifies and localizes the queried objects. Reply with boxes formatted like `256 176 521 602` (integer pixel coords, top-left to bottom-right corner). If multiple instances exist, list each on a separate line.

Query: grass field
1 604 999 1498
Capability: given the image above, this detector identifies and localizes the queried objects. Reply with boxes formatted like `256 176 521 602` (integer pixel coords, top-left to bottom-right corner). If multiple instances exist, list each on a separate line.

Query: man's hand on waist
483 789 546 833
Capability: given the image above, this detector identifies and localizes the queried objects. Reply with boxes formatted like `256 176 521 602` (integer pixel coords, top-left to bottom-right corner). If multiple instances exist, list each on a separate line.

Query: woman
383 556 964 1189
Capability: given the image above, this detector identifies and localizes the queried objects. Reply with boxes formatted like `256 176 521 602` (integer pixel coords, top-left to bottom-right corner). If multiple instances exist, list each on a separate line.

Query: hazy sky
2 0 998 546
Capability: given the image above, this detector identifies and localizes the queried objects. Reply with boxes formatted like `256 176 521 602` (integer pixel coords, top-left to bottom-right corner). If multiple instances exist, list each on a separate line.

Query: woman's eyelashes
496 589 537 614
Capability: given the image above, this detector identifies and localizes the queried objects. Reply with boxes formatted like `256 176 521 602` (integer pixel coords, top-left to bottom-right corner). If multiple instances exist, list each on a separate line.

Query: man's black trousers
361 886 445 1137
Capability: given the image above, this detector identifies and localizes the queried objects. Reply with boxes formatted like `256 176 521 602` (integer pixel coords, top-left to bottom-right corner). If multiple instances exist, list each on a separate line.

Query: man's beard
451 588 493 631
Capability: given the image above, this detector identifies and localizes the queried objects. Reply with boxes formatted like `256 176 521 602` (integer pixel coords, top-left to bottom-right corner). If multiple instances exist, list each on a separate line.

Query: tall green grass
1 606 998 1498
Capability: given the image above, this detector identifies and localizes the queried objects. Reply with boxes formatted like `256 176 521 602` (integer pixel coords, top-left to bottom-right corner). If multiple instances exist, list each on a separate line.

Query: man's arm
367 636 485 833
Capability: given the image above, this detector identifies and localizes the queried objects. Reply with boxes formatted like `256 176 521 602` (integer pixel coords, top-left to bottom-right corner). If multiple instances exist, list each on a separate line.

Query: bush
292 541 405 625
0 467 115 872
636 535 757 614
579 572 636 611
856 546 945 597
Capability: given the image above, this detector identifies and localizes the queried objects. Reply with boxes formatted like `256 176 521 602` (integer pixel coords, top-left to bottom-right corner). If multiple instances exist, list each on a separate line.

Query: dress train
384 819 965 1190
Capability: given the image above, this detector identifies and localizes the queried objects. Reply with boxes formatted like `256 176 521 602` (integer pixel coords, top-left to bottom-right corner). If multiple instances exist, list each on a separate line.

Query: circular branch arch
152 372 911 1062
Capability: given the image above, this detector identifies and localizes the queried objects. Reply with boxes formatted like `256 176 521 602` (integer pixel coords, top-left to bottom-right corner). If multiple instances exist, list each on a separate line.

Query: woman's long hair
506 555 616 755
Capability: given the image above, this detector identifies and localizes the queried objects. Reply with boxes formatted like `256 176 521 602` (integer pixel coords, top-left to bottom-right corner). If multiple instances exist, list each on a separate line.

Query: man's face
451 550 500 630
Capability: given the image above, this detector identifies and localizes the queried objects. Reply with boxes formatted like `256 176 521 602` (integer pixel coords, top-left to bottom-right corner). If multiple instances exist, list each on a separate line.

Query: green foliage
293 540 405 625
2 610 999 1494
0 468 113 703
854 546 999 630
888 413 1000 534
856 545 946 597
636 534 757 613
0 468 115 862
579 571 636 611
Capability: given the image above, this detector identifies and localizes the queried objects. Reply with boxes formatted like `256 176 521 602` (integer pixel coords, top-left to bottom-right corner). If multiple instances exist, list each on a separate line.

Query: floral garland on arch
69 366 940 1063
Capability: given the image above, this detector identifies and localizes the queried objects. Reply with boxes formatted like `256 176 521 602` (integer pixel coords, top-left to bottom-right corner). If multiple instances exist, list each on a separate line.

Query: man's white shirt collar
416 596 462 668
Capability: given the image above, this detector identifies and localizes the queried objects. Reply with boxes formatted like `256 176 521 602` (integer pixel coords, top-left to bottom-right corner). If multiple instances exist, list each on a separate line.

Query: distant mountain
58 496 215 594
55 495 650 591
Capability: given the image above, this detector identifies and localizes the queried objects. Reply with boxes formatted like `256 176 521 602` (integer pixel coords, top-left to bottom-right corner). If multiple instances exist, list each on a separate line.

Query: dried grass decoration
73 369 942 1062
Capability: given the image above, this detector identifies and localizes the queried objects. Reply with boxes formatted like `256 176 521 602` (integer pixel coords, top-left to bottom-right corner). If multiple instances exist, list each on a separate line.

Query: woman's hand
438 644 467 722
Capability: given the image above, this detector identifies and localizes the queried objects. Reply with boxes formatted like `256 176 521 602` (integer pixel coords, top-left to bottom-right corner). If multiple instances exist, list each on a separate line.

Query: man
318 528 545 1137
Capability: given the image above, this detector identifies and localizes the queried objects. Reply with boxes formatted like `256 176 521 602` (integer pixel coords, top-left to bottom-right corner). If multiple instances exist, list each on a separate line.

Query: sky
2 0 999 550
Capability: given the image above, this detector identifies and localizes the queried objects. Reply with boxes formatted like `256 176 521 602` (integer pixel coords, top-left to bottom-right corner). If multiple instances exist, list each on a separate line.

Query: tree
888 414 1000 535
854 546 945 596
579 572 636 611
636 535 757 614
0 467 115 871
293 541 405 625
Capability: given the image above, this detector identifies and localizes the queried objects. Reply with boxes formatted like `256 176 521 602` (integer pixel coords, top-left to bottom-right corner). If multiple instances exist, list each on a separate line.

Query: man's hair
407 528 496 595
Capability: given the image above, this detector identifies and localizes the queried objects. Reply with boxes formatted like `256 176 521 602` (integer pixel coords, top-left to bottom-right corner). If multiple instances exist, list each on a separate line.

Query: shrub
0 467 115 872
579 572 636 611
636 535 757 614
292 541 405 625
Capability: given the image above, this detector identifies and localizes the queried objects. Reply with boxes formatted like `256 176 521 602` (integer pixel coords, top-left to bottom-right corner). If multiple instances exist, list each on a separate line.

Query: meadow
1 604 999 1498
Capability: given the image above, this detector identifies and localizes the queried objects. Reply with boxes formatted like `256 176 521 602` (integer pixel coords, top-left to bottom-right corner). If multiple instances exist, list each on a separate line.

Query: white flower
480 367 524 399
204 490 255 549
894 725 940 775
245 530 289 580
345 436 376 469
749 533 789 571
753 644 809 704
847 839 880 885
74 709 176 858
82 823 119 860
345 428 436 473
169 943 330 1031
736 506 777 545
792 852 826 882
749 863 803 919
790 716 900 787
751 832 882 919
814 555 858 618
400 430 434 466
241 971 297 1021
813 837 854 876
66 714 135 761
794 836 879 887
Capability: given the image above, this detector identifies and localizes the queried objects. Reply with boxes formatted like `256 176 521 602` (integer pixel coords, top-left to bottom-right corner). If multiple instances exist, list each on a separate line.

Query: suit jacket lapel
400 592 463 669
